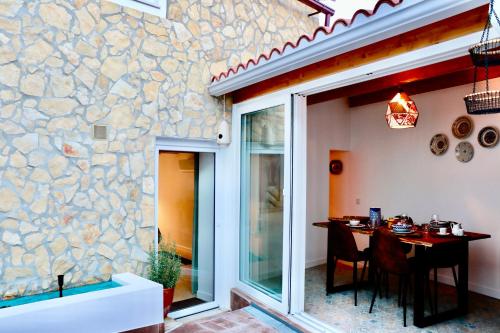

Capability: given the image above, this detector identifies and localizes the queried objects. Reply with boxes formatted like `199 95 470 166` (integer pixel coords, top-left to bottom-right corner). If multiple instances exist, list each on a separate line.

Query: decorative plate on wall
452 116 473 139
430 134 449 155
455 141 474 163
477 126 499 148
329 160 343 175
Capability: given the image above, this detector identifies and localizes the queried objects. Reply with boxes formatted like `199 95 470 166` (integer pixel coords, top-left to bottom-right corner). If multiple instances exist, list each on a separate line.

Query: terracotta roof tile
211 0 403 83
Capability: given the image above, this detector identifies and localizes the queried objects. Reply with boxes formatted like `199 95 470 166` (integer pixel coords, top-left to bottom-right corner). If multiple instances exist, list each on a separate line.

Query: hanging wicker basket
469 38 500 67
464 90 500 115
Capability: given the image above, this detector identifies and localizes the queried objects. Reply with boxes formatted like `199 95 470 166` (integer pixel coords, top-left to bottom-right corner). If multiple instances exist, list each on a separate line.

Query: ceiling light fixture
385 90 419 129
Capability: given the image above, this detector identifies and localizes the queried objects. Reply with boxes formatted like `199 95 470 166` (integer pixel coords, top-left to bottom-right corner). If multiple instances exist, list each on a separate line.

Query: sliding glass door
235 95 292 313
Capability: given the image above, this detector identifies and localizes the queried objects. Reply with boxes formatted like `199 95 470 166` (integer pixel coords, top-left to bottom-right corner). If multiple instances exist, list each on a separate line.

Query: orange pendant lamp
385 90 419 129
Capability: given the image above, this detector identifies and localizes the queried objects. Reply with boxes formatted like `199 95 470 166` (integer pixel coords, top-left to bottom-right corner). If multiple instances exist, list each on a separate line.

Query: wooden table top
313 220 491 247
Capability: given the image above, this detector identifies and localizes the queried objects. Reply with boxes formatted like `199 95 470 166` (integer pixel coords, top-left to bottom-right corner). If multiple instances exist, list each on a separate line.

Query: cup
439 227 447 235
349 219 360 226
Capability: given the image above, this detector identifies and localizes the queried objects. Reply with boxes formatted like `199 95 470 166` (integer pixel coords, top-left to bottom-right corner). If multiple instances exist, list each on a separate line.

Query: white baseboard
436 272 500 300
306 258 326 269
305 258 369 270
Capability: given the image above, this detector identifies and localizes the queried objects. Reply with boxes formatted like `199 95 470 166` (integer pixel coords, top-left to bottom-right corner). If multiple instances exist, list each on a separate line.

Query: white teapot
450 222 464 236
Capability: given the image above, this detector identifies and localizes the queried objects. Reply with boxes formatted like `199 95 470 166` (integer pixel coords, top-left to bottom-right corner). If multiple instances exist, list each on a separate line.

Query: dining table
313 219 491 328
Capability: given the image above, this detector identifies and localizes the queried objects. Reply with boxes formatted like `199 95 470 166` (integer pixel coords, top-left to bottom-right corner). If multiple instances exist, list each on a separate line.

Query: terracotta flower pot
163 287 175 318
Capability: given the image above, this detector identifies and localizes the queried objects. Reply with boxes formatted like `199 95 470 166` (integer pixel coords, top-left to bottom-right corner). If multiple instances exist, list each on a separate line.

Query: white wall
306 78 500 298
306 98 350 268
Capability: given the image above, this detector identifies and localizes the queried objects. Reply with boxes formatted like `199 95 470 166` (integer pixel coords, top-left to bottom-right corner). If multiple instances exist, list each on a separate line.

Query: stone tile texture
0 0 317 298
170 309 278 333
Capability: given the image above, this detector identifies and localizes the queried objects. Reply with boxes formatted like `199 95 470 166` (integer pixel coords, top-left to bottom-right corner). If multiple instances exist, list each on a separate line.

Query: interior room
158 151 215 312
304 71 500 331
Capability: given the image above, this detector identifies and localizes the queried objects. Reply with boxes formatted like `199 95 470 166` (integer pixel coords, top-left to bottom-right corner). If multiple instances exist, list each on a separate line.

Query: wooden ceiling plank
307 56 473 105
233 5 488 103
347 66 500 107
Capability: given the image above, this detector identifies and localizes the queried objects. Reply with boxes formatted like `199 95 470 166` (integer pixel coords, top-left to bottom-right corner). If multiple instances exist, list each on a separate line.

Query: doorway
157 149 216 316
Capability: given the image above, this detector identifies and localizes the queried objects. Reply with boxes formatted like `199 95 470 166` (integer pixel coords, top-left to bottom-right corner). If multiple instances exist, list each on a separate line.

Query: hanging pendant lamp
464 0 500 114
385 90 419 129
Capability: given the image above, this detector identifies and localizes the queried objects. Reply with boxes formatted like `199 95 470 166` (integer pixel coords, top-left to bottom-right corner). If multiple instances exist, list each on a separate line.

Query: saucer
434 232 450 237
392 230 415 235
347 224 366 228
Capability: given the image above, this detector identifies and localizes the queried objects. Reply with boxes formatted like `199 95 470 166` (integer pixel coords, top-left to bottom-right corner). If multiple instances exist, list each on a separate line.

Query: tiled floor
173 264 195 303
304 264 500 333
169 307 283 333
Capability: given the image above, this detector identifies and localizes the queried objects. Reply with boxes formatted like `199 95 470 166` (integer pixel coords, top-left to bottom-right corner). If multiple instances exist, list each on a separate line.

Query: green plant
147 240 182 289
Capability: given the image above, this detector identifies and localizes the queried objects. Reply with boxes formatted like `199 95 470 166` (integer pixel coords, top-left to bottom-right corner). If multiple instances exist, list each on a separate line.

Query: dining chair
369 228 414 327
425 244 460 314
328 221 370 306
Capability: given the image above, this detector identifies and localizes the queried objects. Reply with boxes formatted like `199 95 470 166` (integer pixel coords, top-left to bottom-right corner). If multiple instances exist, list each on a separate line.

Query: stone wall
0 0 316 297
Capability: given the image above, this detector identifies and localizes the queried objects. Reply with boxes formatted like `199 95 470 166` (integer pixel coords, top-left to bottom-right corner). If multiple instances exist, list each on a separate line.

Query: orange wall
158 152 194 260
329 150 352 218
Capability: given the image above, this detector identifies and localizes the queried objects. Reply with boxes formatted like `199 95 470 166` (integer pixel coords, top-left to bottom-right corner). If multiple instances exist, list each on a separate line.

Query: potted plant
147 240 182 318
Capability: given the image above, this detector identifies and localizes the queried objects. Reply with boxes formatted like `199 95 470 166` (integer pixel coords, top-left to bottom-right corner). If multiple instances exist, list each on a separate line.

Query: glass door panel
158 151 215 312
240 105 286 302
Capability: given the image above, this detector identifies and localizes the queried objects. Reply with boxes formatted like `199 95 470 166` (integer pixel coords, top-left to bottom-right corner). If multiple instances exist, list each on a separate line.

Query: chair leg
398 275 402 307
328 257 337 294
360 260 367 283
353 261 358 306
369 269 380 313
452 266 458 288
402 275 408 327
434 267 438 313
426 270 435 315
385 272 389 298
379 272 385 299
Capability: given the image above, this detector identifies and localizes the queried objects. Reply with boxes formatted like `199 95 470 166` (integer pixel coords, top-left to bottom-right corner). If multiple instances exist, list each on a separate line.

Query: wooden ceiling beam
233 5 488 103
346 65 500 108
307 55 474 105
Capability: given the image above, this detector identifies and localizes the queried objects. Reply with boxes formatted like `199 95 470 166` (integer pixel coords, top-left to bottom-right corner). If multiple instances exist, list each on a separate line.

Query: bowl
349 219 360 226
392 223 412 233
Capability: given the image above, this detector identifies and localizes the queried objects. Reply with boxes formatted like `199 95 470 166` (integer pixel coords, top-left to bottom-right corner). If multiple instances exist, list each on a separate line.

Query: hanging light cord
474 0 500 93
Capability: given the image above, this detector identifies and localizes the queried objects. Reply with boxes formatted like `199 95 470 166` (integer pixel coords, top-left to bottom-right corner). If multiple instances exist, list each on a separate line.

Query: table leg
457 242 469 315
413 245 426 327
326 226 334 294
368 235 374 285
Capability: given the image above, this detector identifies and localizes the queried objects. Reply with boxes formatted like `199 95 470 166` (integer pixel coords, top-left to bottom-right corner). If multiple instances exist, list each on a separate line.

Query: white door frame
228 31 497 330
231 93 293 314
154 137 226 318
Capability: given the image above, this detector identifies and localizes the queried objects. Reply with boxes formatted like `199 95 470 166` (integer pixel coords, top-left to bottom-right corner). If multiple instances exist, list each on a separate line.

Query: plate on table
346 224 367 228
433 232 451 237
391 230 415 235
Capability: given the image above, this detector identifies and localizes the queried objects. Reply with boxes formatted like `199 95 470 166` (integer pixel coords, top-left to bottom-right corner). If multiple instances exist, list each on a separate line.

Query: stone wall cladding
0 0 316 297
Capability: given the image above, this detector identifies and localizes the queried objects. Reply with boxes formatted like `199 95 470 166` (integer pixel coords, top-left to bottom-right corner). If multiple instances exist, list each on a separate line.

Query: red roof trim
211 0 403 83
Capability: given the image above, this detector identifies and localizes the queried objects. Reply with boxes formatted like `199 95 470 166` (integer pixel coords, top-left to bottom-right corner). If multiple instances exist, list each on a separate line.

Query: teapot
450 222 463 236
396 214 413 225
